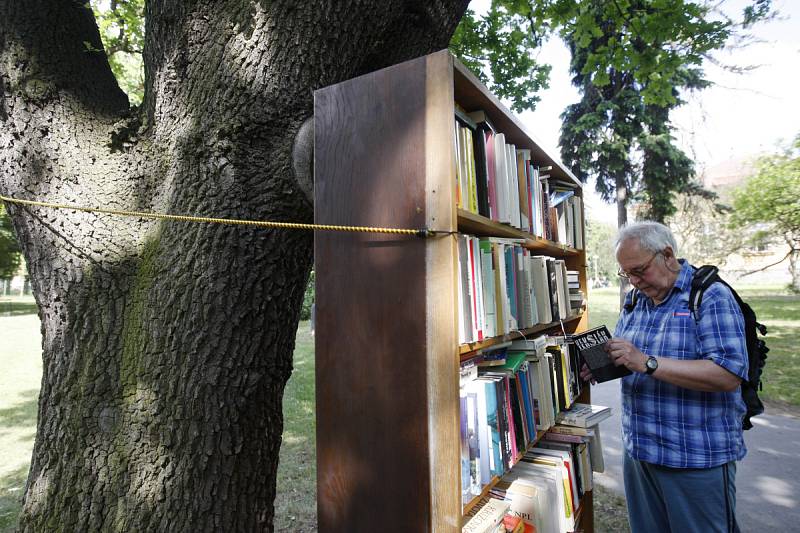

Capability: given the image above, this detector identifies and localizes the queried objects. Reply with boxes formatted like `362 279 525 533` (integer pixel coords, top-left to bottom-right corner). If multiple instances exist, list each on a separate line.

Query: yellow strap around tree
0 194 449 238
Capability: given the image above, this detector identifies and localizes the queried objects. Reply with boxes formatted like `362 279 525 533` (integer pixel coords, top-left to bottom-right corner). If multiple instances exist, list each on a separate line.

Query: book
463 497 511 533
502 513 526 533
556 403 612 428
570 325 631 383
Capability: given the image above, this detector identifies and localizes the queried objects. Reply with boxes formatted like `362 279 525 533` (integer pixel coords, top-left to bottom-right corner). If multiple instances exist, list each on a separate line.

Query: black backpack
689 265 768 430
624 264 769 430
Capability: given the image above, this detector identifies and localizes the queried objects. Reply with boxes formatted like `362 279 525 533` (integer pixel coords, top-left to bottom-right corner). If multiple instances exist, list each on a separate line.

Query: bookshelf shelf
457 209 581 257
458 315 584 358
314 49 593 532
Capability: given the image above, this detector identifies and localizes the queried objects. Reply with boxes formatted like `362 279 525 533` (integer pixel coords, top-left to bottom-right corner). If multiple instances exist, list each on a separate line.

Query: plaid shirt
615 260 748 468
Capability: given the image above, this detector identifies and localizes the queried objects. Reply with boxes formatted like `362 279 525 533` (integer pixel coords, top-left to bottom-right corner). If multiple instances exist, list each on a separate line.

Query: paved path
590 379 800 531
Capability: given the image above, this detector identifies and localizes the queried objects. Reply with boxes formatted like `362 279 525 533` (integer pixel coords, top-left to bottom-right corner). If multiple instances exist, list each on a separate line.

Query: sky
477 0 800 222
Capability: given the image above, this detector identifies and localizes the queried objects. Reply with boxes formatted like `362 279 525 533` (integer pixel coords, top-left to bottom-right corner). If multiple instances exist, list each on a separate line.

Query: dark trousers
623 451 739 533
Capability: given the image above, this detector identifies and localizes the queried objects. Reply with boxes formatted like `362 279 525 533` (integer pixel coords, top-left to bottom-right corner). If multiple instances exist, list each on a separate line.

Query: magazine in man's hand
571 325 631 383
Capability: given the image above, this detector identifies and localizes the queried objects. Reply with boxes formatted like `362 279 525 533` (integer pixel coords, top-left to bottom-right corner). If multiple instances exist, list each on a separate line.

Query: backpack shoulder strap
689 264 720 316
623 288 639 312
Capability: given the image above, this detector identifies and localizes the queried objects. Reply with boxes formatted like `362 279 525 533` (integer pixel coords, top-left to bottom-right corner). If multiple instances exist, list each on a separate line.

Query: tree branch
738 248 793 277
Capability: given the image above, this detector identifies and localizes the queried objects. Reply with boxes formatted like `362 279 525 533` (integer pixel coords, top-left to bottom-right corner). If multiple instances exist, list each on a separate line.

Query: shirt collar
672 259 694 295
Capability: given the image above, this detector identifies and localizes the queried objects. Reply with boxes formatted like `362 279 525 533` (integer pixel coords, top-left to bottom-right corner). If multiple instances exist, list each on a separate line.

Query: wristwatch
645 356 658 375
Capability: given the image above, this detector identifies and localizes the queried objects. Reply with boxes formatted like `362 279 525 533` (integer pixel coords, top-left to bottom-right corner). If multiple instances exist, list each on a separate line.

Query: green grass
587 287 622 332
0 299 41 532
274 321 317 532
735 287 800 406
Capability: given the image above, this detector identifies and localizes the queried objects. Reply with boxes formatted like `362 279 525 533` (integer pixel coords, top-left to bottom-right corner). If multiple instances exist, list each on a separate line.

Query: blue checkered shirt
615 260 748 468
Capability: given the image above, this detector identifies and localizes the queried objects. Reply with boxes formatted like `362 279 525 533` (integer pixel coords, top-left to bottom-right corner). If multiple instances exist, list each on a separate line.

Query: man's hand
579 363 596 385
606 338 647 373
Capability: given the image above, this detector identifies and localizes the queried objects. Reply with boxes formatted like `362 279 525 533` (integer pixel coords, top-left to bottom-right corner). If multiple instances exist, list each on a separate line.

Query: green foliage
730 134 800 292
450 5 551 113
90 0 144 105
730 134 800 236
556 0 740 224
299 271 314 321
0 205 21 280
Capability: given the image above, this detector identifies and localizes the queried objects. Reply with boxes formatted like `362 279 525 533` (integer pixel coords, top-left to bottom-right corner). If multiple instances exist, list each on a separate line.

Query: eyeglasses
617 251 662 279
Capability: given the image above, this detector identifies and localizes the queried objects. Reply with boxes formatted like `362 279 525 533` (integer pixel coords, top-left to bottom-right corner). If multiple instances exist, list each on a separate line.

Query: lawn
2 284 798 531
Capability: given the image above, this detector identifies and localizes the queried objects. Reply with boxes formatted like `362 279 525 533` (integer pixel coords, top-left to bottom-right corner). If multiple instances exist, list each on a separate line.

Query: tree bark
1 1 468 530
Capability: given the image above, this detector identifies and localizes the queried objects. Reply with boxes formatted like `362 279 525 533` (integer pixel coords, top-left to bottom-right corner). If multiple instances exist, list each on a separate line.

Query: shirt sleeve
697 284 748 380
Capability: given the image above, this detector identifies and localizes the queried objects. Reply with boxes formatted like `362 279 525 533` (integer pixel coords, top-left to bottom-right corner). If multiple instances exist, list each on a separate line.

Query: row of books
463 416 610 533
458 235 585 345
453 108 584 249
459 335 584 507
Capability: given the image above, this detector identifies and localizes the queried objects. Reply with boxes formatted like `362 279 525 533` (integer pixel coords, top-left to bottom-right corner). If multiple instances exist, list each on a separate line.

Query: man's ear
662 246 676 263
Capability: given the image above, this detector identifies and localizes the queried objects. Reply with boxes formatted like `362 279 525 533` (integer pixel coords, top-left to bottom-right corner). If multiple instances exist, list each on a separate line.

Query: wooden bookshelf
315 49 592 532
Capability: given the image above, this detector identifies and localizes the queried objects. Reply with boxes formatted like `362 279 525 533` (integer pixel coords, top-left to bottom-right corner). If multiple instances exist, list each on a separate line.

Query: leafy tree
90 0 145 104
449 3 552 113
557 0 734 228
0 203 21 279
730 134 800 292
667 192 745 266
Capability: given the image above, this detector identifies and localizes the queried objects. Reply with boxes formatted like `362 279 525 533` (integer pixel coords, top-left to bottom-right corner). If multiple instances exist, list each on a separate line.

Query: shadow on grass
0 464 28 533
0 301 39 317
0 390 38 440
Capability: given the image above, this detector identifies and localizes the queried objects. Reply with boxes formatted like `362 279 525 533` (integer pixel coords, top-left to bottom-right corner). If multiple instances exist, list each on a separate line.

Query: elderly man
589 221 748 533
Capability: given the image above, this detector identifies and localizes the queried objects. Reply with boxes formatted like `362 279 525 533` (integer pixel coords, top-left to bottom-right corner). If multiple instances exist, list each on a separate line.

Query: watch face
646 357 658 371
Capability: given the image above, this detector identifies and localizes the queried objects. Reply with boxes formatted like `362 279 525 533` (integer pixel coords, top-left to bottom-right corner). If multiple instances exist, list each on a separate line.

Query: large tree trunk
1 1 468 530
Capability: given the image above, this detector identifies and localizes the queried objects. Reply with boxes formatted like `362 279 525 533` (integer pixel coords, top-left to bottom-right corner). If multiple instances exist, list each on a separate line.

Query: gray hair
615 221 678 255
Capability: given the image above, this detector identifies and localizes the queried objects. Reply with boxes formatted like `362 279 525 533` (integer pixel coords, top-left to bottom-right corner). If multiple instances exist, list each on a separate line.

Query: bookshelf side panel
314 52 456 531
424 50 461 531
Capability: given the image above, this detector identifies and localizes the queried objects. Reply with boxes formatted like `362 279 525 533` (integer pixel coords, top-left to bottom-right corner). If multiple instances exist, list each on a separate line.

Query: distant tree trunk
789 243 800 294
1 1 468 530
616 176 630 309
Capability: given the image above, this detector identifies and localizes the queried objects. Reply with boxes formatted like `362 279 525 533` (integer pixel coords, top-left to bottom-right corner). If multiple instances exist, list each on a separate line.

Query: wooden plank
315 54 434 531
424 50 461 531
457 209 580 256
458 315 584 357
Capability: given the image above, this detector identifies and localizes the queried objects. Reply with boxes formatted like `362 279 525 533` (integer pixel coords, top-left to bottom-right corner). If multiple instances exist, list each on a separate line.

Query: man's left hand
606 338 647 373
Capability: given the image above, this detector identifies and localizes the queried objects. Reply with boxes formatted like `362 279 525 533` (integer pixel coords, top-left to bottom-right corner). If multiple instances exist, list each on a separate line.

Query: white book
506 143 521 229
462 497 510 533
556 403 612 428
588 424 604 473
524 252 538 327
479 239 497 338
515 246 529 328
457 236 469 343
516 149 531 233
470 236 486 341
554 260 569 319
494 133 510 224
573 196 584 249
511 460 569 533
